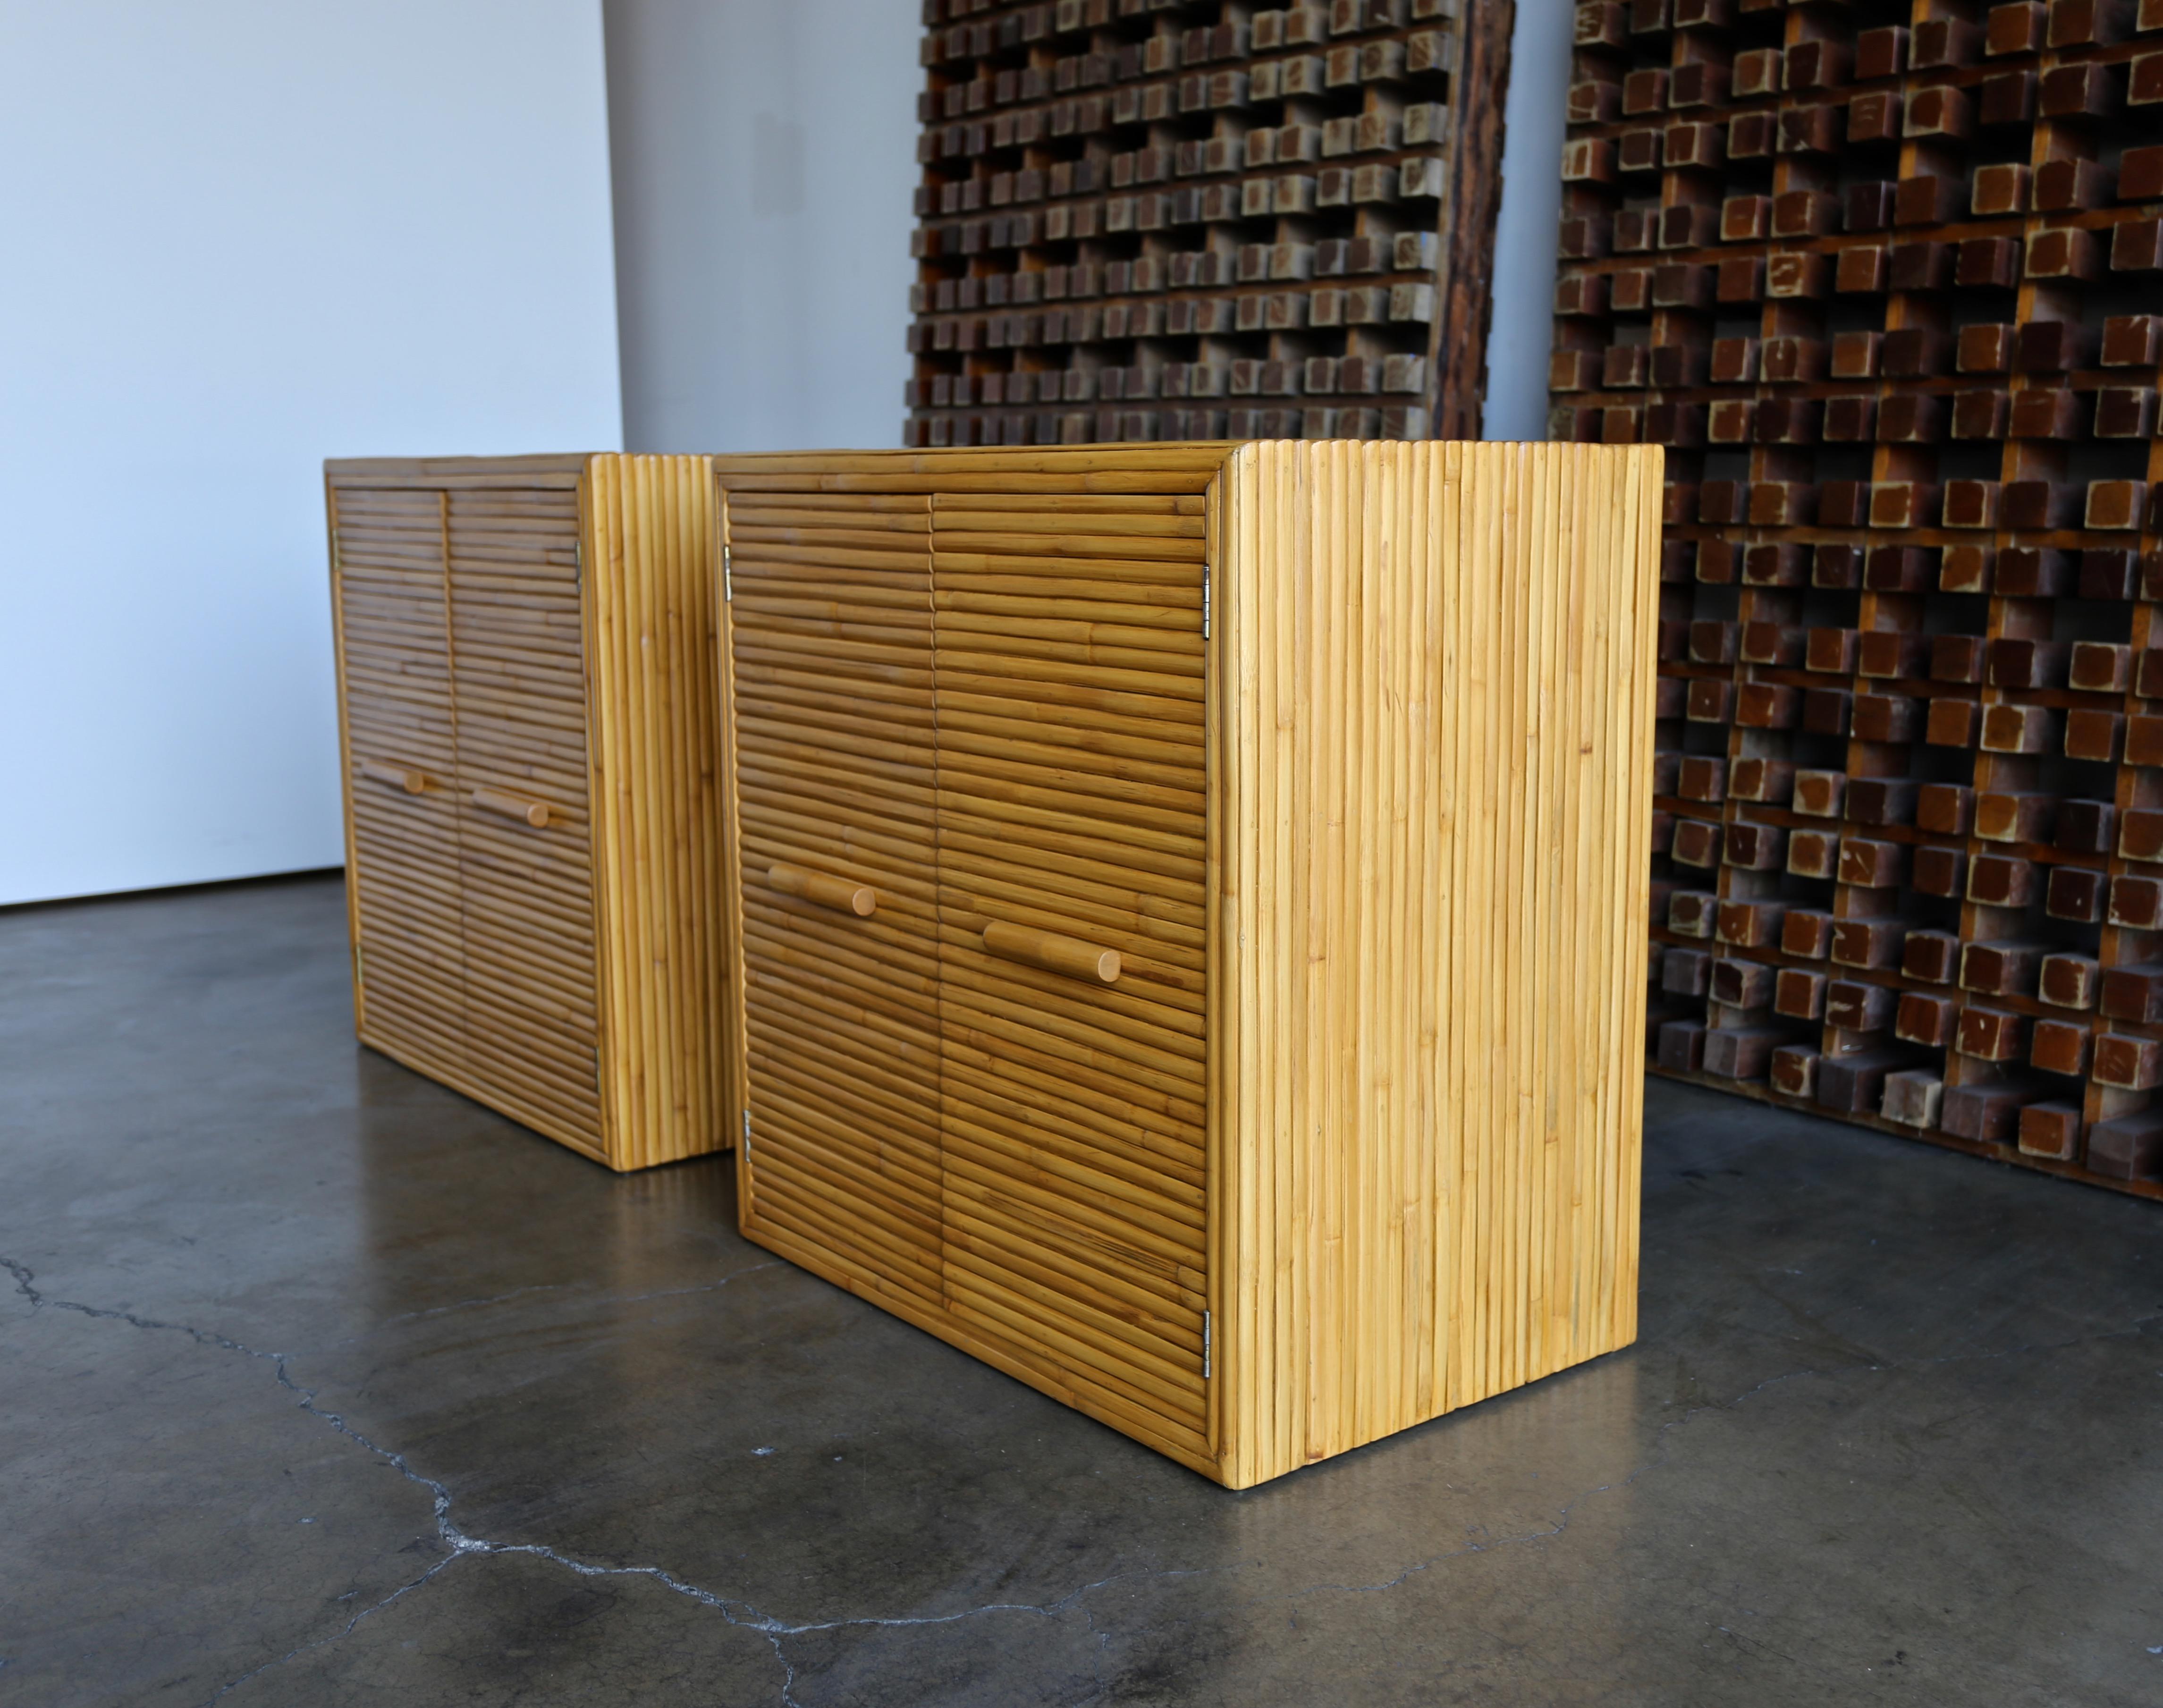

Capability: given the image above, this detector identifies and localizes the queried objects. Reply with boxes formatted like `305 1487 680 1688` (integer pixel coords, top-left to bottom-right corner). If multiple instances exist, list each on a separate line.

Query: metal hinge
1202 1310 1212 1380
723 546 733 601
1201 566 1211 640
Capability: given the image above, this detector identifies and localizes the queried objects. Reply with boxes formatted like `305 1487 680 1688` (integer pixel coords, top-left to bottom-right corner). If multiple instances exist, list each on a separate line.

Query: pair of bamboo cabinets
326 443 1659 1487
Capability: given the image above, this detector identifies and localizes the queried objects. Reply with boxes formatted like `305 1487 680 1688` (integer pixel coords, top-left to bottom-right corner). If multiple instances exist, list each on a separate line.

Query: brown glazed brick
2094 1032 2163 1090
2092 389 2157 440
2120 808 2163 862
2000 479 2079 532
1724 820 1787 869
2100 962 2163 1023
1951 388 2011 439
1942 1082 2046 1143
1735 683 1802 728
1696 540 1739 583
1865 545 1935 592
1831 917 1906 969
2046 865 2108 922
1987 639 2070 691
1717 899 1790 947
2068 639 2134 692
1958 323 2015 373
2088 1110 2163 1179
1940 546 1994 594
2031 1018 2094 1078
1730 758 1795 803
1739 622 1804 666
1826 980 1899 1032
1973 790 2056 844
1956 1005 2028 1062
1814 544 1865 590
1923 697 1977 745
1882 327 1950 377
1817 1048 1904 1112
1657 1018 1709 1073
2103 315 2163 367
2009 388 2087 439
2038 952 2101 1010
1787 827 1840 878
1676 755 1726 800
1968 853 2039 908
1668 889 1720 937
2139 649 2163 698
1662 947 1714 997
1911 844 1968 897
1837 837 1907 888
1782 908 1837 959
1960 940 2044 997
1848 778 1918 826
1978 702 2058 755
2056 800 2117 855
1852 694 1923 743
1802 688 1852 736
2017 1101 2083 1161
2121 713 2163 768
1897 991 1959 1047
1775 967 1829 1020
1881 1068 1946 1128
1858 632 1927 679
1703 1025 1788 1080
1651 810 1676 853
2108 873 2163 929
1710 958 1777 1010
1979 68 2038 126
1741 544 1808 587
1672 818 1724 867
1819 481 1873 527
2050 704 2120 765
1686 677 1733 723
1903 929 1963 984
1769 1044 1820 1099
1793 769 1847 818
1930 635 1988 684
1917 783 1976 837
1807 626 1861 674
1993 547 2072 598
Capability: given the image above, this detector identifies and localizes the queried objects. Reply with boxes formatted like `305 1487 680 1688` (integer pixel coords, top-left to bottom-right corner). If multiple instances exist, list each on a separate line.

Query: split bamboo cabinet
715 441 1663 1487
325 454 730 1171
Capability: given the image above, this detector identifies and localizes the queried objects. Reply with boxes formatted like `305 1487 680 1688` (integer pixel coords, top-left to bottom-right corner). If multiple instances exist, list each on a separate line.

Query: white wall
0 1 622 906
1484 0 1571 440
606 0 923 453
607 0 1561 450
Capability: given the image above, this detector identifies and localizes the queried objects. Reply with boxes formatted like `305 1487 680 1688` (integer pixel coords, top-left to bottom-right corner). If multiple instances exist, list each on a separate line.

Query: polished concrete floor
4 875 2161 1706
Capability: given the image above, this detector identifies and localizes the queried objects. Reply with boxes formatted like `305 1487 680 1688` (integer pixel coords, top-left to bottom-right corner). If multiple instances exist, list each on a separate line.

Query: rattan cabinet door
443 486 605 1157
727 488 944 1314
332 487 466 1083
929 489 1212 1463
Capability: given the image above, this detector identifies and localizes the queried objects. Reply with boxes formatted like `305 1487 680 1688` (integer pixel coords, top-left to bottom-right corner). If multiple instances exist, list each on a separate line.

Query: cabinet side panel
1223 441 1657 1488
585 455 728 1169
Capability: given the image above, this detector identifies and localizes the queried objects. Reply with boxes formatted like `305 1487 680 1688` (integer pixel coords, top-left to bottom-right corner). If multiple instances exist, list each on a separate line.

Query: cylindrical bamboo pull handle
768 862 876 917
981 922 1120 984
359 758 431 794
471 786 550 829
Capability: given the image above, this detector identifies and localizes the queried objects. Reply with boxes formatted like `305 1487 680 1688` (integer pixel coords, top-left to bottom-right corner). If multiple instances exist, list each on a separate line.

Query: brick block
1896 991 1959 1048
1817 1049 1903 1113
1903 929 1963 984
1881 1068 1945 1128
1657 1018 1709 1073
1703 1024 1787 1080
2094 1032 2163 1090
1769 1044 1820 1099
1941 1082 2045 1142
2087 1111 2163 1181
2017 1101 2083 1161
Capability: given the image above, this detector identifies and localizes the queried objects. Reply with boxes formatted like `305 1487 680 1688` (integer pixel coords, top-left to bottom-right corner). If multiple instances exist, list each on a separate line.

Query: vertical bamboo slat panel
1213 440 1660 1487
717 443 1659 1487
327 454 730 1172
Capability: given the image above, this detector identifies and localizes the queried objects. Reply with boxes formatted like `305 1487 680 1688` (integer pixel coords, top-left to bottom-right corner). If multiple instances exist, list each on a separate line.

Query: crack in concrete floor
11 1248 2154 1708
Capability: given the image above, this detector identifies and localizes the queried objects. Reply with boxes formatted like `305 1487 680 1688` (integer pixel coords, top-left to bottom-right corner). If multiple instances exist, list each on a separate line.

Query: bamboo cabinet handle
359 758 431 794
471 786 550 829
768 862 876 917
982 922 1121 984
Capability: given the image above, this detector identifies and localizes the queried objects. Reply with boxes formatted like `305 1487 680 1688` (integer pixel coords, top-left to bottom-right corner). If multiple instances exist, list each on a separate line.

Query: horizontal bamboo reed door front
325 454 731 1173
716 442 1662 1488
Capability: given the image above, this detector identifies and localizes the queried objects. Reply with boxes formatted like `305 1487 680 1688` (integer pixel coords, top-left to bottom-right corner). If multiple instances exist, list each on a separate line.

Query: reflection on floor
3 873 2159 1706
